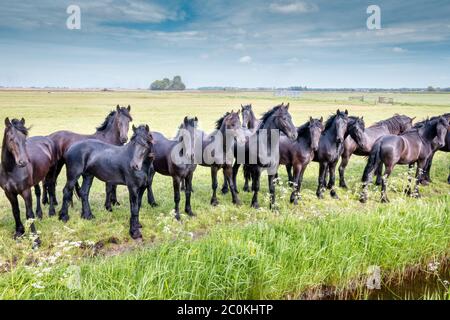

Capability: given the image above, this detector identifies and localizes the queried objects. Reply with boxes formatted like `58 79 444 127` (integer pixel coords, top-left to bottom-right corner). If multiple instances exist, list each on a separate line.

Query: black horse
279 117 324 205
44 105 132 214
198 110 246 206
240 103 298 209
360 116 449 203
338 114 414 188
58 125 154 239
0 118 58 246
415 113 450 184
313 109 349 199
147 117 197 220
221 104 260 194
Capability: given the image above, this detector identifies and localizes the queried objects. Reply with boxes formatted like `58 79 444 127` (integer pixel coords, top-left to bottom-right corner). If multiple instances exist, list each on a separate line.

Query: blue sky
0 0 449 88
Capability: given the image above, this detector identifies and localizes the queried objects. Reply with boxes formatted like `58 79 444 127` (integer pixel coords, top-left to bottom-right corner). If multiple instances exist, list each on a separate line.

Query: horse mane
260 104 284 125
296 121 311 139
372 114 410 132
324 114 337 131
215 112 230 130
9 119 29 136
415 113 450 128
96 107 132 132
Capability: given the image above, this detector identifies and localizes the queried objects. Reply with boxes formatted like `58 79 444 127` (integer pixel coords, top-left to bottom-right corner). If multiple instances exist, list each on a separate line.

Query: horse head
3 117 29 168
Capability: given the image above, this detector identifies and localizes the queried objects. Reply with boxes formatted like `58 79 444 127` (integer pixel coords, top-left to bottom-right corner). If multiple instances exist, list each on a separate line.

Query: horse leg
375 163 383 186
286 164 293 186
104 183 113 212
250 167 261 209
381 165 393 203
225 165 241 205
80 174 95 220
172 176 181 220
34 184 43 219
128 185 142 239
184 172 195 216
49 160 64 206
21 189 41 247
147 165 158 207
339 153 351 189
268 174 276 210
210 166 219 206
328 161 339 199
59 175 79 223
232 160 239 193
413 161 427 198
5 192 25 239
421 154 434 185
109 184 120 207
180 179 186 192
404 163 415 196
47 179 57 217
221 169 229 195
290 164 302 205
316 162 327 199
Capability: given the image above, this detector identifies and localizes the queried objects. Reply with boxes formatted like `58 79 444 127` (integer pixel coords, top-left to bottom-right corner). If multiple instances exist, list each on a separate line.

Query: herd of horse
0 103 448 247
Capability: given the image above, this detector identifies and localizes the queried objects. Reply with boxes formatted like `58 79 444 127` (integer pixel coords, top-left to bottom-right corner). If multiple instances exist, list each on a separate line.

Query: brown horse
360 116 449 203
0 118 57 246
43 105 132 214
338 114 414 188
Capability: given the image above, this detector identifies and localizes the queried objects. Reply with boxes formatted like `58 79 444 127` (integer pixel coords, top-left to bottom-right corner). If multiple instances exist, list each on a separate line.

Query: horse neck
248 111 258 130
94 119 121 144
324 119 338 140
418 124 436 144
1 135 18 173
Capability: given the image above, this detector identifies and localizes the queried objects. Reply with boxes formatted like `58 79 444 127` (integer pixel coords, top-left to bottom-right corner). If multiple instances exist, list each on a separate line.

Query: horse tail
74 181 82 200
362 142 382 183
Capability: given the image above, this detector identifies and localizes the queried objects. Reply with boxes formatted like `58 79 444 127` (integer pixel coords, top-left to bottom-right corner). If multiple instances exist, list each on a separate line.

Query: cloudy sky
1 0 449 88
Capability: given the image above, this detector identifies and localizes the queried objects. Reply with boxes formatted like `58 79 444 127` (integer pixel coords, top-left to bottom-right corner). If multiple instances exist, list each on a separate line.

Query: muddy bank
298 257 449 300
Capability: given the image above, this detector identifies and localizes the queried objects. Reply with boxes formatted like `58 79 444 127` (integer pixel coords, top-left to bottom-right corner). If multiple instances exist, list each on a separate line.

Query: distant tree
427 86 436 92
150 76 186 90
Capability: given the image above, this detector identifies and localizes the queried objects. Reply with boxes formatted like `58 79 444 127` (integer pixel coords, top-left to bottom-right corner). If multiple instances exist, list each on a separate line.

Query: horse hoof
14 230 25 239
243 187 250 193
175 214 181 221
59 214 70 223
221 188 229 195
149 202 159 207
36 211 43 220
420 180 429 186
48 208 56 217
316 194 324 200
359 197 367 204
339 183 348 189
251 203 260 209
130 230 143 240
185 209 196 217
82 214 95 220
380 198 389 203
210 199 219 206
112 201 121 207
32 237 42 249
233 199 242 206
105 206 113 212
331 193 339 200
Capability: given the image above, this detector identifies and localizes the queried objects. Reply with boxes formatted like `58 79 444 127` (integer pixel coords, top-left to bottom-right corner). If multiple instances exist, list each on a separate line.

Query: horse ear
237 109 240 115
337 109 340 114
411 117 416 122
285 103 290 110
194 116 198 122
184 116 188 124
145 124 150 132
345 109 348 115
132 124 136 132
360 116 364 121
310 116 313 123
4 117 11 127
320 116 323 123
21 118 25 125
127 105 131 111
116 105 120 111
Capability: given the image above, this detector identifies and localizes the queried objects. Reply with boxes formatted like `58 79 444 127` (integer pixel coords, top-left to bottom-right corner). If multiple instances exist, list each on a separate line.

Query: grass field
0 90 448 299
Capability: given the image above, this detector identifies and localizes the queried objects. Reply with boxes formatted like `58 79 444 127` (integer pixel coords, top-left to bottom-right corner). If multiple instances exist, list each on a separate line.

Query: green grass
0 90 449 299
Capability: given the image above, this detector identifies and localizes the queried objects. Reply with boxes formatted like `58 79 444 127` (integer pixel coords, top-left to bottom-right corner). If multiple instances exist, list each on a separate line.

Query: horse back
48 130 93 159
26 136 58 185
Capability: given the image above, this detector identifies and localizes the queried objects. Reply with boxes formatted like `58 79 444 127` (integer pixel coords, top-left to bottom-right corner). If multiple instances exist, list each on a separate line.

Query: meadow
0 90 448 299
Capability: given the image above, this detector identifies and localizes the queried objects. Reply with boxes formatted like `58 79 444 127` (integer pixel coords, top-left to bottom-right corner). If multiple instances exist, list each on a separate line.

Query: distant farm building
377 97 394 104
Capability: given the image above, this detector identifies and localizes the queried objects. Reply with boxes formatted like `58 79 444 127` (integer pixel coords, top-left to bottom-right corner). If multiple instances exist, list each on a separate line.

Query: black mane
215 112 230 130
10 119 29 136
260 104 284 125
373 114 411 132
296 121 311 139
96 108 132 132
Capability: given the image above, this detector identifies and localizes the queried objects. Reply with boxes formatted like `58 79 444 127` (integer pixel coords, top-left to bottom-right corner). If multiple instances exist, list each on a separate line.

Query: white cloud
269 1 318 14
239 56 252 63
392 47 407 53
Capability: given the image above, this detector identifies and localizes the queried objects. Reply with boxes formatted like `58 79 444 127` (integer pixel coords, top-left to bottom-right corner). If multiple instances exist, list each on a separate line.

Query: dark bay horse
338 114 414 188
221 104 260 194
416 113 450 184
240 103 298 209
44 105 132 213
147 117 197 220
360 116 449 203
279 117 323 205
313 109 349 199
198 111 246 206
0 118 58 246
59 125 154 239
